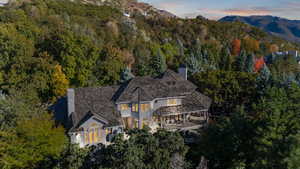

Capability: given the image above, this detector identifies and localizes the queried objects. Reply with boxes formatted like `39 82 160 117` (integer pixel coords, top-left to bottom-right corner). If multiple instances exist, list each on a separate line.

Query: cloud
184 3 300 20
143 0 300 20
218 7 271 16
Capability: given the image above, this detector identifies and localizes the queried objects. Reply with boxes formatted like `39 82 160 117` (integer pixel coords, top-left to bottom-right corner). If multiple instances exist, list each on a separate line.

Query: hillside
1 1 300 169
0 0 299 103
220 15 300 43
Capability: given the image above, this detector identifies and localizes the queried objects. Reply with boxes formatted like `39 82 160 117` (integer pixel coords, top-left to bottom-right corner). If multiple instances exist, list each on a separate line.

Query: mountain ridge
219 15 300 43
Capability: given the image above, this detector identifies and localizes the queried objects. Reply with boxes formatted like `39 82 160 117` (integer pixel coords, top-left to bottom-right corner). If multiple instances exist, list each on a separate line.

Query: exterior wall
118 101 153 119
117 98 183 123
70 116 123 147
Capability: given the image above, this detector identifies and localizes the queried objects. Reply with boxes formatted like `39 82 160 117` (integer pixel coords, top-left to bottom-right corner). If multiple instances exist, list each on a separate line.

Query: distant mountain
219 15 300 43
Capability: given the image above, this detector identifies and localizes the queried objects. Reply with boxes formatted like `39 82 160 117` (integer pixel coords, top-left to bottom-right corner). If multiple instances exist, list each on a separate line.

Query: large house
67 67 211 147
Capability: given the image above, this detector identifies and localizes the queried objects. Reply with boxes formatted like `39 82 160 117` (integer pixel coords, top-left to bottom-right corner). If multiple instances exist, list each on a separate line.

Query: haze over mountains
219 15 300 43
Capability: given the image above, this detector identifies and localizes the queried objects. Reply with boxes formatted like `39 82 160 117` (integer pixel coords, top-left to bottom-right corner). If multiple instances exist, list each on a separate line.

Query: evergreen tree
120 67 135 83
186 53 202 75
235 50 247 71
245 53 255 73
151 45 167 76
225 48 234 71
256 63 272 94
254 85 300 169
285 135 300 169
219 47 232 70
259 64 271 81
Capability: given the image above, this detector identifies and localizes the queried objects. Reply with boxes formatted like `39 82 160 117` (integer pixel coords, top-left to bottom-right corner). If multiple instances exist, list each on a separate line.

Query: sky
0 0 299 20
140 0 300 20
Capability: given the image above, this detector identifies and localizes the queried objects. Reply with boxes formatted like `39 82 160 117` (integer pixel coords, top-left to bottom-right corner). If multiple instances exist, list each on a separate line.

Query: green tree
0 95 67 169
245 53 255 73
285 135 300 169
53 144 89 169
40 30 100 86
253 84 300 169
191 70 258 114
95 45 126 85
90 128 188 169
235 50 247 71
220 47 233 71
199 109 262 169
150 44 167 76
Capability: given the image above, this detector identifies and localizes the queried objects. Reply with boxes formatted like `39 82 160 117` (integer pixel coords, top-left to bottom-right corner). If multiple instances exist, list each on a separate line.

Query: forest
0 0 299 169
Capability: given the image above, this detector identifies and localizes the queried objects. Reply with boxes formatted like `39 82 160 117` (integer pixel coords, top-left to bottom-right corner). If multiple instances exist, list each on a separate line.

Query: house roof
69 69 210 130
153 91 212 116
72 86 122 129
116 69 197 103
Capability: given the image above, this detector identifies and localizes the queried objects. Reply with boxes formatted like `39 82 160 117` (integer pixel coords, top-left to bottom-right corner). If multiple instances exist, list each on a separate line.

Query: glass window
132 103 150 112
89 129 94 144
168 99 177 106
132 104 138 112
94 129 98 142
85 132 89 144
141 104 150 112
120 104 130 111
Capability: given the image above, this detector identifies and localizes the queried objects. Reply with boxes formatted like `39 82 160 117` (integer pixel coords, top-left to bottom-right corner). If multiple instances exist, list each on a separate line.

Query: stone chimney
178 65 188 80
67 89 75 117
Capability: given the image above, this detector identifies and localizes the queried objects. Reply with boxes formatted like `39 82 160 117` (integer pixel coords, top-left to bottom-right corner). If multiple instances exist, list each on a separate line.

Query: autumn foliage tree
254 57 265 73
51 64 69 99
269 44 279 53
242 37 260 53
231 39 241 56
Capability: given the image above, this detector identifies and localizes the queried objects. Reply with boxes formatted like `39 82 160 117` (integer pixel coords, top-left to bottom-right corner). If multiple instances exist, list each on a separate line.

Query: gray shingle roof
69 69 210 130
72 86 122 129
116 69 197 103
153 91 212 116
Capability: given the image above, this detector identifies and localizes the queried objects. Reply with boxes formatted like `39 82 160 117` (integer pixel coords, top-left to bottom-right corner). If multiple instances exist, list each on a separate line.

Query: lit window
94 129 98 142
132 104 138 112
120 104 130 111
85 128 102 145
141 104 150 112
85 132 89 144
168 99 177 106
132 103 150 112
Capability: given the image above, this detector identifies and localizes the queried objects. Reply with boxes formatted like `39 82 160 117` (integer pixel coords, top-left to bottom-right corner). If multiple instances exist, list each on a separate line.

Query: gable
78 116 107 130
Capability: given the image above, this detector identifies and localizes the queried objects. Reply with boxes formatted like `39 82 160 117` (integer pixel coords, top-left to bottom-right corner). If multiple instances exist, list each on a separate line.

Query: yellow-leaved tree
51 64 69 99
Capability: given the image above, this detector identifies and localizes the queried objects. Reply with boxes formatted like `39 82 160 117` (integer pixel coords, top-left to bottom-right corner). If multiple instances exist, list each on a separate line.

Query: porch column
206 111 209 123
183 114 186 124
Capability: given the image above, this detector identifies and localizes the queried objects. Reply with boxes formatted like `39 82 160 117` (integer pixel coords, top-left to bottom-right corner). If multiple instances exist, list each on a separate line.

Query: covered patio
153 106 209 131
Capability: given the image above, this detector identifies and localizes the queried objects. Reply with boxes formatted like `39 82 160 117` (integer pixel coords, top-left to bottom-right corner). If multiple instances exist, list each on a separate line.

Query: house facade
67 68 211 147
